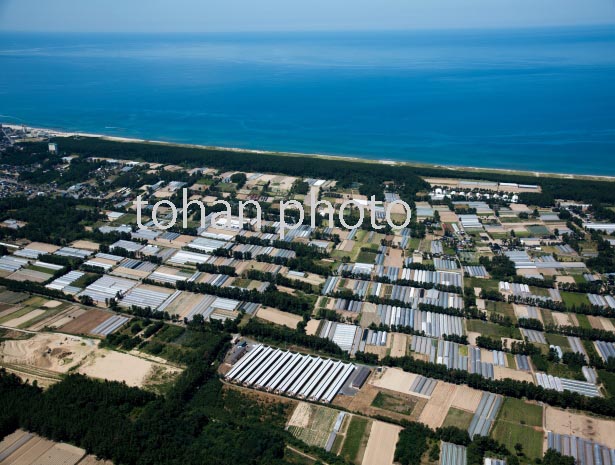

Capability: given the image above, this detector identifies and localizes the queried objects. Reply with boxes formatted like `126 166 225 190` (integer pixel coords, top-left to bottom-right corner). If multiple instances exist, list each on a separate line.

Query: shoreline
4 122 615 182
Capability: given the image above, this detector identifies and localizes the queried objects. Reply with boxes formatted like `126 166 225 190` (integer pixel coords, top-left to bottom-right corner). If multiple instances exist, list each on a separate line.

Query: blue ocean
1 27 614 175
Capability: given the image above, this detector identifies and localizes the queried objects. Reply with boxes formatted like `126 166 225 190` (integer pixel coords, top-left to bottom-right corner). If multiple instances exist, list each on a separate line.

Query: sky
0 0 614 33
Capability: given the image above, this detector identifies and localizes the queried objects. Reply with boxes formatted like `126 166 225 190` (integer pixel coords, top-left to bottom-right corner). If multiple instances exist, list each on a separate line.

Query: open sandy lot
0 332 97 373
77 349 180 387
552 311 575 327
305 319 321 336
287 402 312 429
588 316 615 332
371 367 419 395
419 382 457 429
545 406 615 449
71 240 100 251
389 333 409 358
494 365 535 382
361 421 402 465
43 300 62 308
256 307 302 329
24 242 60 254
384 248 403 268
450 385 483 413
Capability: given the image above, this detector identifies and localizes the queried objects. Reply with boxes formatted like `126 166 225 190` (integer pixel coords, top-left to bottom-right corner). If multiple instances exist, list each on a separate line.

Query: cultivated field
286 402 339 448
0 429 110 465
59 309 114 335
418 382 457 429
370 367 420 395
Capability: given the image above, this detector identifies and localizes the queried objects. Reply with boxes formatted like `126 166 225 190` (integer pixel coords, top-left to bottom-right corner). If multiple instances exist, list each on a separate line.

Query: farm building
225 345 358 403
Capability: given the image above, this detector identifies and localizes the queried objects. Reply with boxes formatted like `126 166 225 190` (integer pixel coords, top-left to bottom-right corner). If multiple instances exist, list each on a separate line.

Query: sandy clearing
545 406 615 449
287 402 312 428
256 307 302 329
419 382 457 429
600 317 615 332
552 311 573 327
389 333 408 358
77 349 179 387
305 319 321 336
3 309 46 328
0 332 97 372
450 385 483 413
43 300 62 308
587 315 604 330
371 367 419 395
24 242 60 253
70 240 100 251
361 421 402 465
494 365 535 382
384 248 403 268
466 331 481 346
480 349 495 364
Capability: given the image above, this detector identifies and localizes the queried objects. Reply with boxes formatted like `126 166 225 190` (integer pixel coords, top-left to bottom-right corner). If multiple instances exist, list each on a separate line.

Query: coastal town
1 132 615 465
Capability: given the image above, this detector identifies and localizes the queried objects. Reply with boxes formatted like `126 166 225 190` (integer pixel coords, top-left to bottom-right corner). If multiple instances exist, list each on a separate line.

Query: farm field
287 402 339 449
491 420 544 459
361 421 401 465
0 429 111 465
442 407 474 430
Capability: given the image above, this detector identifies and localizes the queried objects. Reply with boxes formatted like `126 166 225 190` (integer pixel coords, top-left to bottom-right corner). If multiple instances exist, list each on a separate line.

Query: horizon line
1 22 615 35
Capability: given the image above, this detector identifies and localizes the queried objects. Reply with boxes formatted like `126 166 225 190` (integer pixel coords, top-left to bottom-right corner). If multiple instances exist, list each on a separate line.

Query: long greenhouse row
225 345 357 403
377 305 464 337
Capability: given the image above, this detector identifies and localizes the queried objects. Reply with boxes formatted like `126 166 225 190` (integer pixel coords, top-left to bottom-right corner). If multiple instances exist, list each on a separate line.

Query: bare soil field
384 248 403 268
24 242 60 254
552 311 574 327
256 307 302 329
545 406 615 449
450 385 483 413
59 309 112 335
587 316 615 332
361 421 402 465
370 367 419 395
0 332 97 373
29 306 85 331
42 300 62 308
494 365 535 382
305 319 321 336
70 240 100 251
7 269 50 283
418 382 457 429
389 333 408 358
77 349 181 388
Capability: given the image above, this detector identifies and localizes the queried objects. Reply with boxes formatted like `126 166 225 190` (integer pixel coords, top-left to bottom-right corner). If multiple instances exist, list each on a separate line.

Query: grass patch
598 370 615 397
356 250 377 264
340 417 370 464
466 319 521 339
561 291 590 309
575 314 592 330
497 398 543 427
491 421 543 459
544 333 571 351
232 278 252 288
442 408 474 430
371 391 417 416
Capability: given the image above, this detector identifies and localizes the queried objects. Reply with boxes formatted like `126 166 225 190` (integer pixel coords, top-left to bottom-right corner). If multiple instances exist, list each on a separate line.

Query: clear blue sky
0 0 614 32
